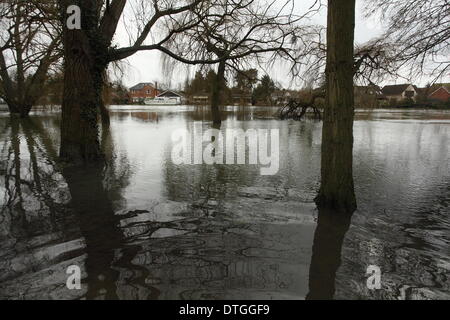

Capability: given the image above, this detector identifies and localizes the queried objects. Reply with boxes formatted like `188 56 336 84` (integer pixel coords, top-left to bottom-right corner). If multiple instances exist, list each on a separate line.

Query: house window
405 91 414 98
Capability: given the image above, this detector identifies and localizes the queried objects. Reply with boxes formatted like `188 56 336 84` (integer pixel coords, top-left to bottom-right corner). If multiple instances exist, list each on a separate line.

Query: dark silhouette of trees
253 75 276 105
235 69 258 93
184 69 230 104
104 81 131 105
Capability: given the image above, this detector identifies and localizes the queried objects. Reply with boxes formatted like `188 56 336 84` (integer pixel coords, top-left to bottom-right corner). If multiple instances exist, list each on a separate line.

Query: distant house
354 85 384 108
129 82 160 103
232 93 252 106
271 90 297 106
381 84 419 102
191 95 210 105
156 90 184 104
428 86 450 103
354 85 382 96
230 87 252 106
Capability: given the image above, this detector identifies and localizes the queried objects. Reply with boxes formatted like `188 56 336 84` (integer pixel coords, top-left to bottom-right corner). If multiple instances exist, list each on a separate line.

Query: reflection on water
0 106 449 300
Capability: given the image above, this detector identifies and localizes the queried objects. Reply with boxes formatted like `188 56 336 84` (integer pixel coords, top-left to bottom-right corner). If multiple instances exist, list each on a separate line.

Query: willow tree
163 0 318 124
0 0 60 117
366 0 449 80
315 0 357 213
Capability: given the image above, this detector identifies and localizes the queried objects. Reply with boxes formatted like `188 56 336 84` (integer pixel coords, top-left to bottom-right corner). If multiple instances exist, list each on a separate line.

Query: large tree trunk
59 33 104 162
315 0 357 213
59 1 108 162
211 60 226 125
99 91 111 128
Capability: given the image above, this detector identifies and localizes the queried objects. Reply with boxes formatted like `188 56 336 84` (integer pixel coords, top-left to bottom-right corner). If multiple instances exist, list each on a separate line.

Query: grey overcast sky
111 0 441 90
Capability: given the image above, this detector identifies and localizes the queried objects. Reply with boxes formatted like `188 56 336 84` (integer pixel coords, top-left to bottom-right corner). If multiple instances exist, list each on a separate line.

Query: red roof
429 86 450 102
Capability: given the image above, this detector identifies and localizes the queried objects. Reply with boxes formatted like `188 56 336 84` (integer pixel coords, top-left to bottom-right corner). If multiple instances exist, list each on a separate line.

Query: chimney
155 82 158 97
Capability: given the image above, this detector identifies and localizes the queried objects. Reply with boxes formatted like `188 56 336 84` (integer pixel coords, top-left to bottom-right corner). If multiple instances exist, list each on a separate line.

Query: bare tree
365 0 450 81
0 0 61 117
57 0 212 162
57 0 323 161
161 0 322 124
295 27 402 89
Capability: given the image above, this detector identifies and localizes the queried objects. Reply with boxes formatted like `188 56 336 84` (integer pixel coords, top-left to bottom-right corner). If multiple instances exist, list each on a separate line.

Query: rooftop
129 82 155 90
382 84 417 95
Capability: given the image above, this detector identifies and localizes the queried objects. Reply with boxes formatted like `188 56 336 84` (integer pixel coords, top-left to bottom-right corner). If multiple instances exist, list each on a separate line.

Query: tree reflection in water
0 114 317 300
63 165 121 299
0 117 141 299
307 209 353 300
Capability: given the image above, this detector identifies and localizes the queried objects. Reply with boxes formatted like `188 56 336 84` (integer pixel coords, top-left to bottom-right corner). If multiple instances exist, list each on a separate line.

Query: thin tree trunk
316 0 357 213
211 61 226 125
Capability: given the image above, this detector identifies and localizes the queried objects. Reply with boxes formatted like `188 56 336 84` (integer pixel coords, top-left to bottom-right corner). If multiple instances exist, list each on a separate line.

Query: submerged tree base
60 142 105 166
8 104 33 118
315 191 357 214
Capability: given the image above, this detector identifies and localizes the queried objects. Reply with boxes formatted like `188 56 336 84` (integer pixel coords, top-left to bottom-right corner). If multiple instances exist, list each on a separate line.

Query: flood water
0 106 449 300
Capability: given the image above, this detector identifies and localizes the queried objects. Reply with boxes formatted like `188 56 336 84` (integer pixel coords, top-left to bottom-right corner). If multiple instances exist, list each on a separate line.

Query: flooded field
0 106 449 300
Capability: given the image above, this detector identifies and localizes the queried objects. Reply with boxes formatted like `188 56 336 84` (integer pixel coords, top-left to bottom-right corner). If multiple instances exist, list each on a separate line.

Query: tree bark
211 60 226 125
59 0 108 162
99 85 111 128
315 0 357 213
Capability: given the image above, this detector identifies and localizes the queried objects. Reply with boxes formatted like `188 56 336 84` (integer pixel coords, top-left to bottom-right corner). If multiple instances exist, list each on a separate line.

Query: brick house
428 86 450 103
129 82 160 103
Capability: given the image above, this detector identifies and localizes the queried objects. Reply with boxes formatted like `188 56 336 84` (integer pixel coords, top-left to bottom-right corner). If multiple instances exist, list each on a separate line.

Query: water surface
0 106 449 300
